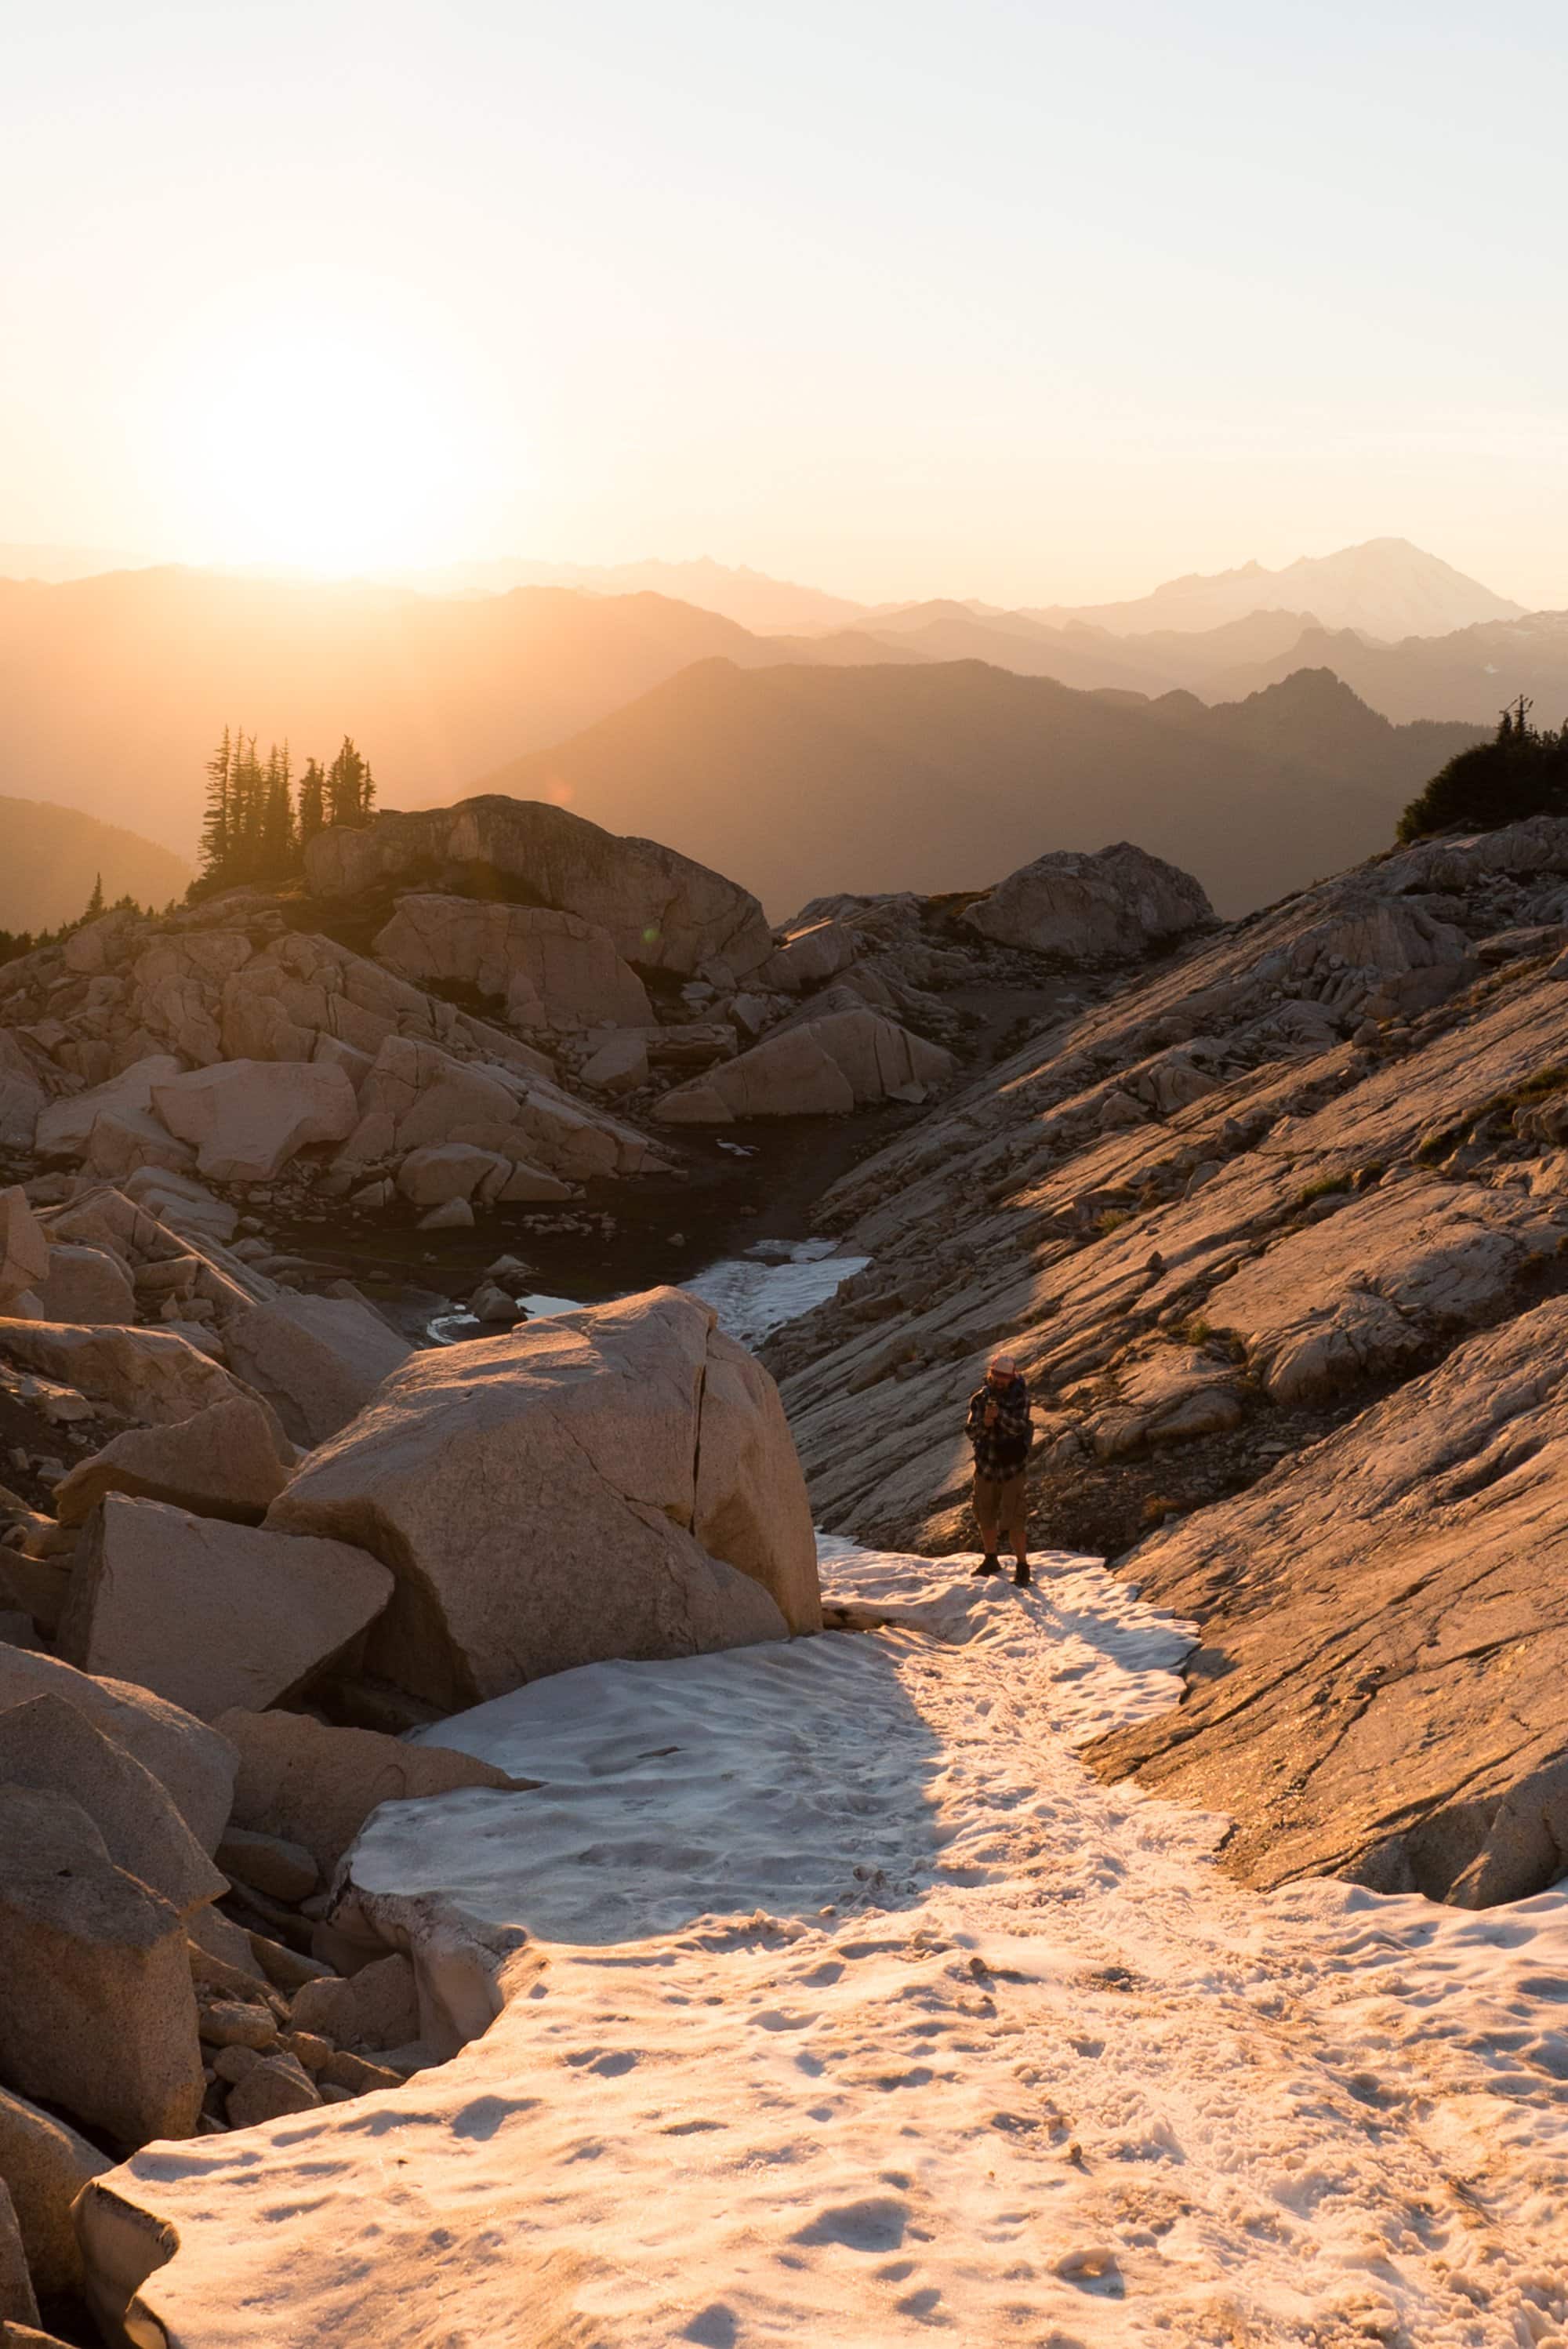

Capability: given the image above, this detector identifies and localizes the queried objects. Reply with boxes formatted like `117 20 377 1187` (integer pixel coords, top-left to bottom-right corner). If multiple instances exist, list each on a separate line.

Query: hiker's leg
1000 1474 1029 1567
971 1472 1001 1570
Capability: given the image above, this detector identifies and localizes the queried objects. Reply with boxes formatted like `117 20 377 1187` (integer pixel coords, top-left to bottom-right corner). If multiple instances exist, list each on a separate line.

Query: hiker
966 1351 1033 1586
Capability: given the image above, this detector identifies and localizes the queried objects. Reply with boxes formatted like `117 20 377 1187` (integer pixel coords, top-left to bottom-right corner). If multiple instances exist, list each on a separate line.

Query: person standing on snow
966 1351 1033 1585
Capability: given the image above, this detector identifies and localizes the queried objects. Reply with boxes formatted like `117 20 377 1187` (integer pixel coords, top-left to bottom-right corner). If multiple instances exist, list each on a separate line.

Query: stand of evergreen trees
195 729 376 892
1399 699 1568 842
0 873 153 969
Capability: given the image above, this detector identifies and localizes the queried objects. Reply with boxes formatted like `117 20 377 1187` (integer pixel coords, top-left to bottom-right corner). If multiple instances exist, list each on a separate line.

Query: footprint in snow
791 2197 909 2253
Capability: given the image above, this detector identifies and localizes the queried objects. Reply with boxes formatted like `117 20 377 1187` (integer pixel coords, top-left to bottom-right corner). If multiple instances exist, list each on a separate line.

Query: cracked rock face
267 1286 821 1709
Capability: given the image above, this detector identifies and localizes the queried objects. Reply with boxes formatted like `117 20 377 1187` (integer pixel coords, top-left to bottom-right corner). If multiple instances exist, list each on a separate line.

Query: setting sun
151 274 501 574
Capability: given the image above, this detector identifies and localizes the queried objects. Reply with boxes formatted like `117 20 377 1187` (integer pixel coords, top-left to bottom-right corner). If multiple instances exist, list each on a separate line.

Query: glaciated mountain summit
1025 536 1524 641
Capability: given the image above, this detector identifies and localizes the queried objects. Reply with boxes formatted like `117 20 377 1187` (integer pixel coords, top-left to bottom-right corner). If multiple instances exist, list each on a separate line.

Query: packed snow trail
118 1547 1568 2347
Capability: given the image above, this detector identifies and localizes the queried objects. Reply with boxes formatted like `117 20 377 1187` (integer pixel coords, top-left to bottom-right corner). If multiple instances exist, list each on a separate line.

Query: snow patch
98 1539 1568 2347
684 1238 869 1348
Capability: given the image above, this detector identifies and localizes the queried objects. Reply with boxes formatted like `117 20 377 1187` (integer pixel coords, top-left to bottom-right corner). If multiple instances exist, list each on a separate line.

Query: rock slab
60 1497 394 1723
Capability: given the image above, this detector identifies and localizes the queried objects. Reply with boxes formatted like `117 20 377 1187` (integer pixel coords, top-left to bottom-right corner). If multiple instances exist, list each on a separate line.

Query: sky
5 0 1568 607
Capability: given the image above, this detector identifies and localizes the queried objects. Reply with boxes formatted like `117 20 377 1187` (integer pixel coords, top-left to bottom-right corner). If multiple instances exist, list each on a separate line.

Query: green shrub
1294 1174 1350 1209
1399 699 1568 842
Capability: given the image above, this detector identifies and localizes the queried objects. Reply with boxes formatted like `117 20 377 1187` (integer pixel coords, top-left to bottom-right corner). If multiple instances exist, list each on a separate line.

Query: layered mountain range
0 536 1556 929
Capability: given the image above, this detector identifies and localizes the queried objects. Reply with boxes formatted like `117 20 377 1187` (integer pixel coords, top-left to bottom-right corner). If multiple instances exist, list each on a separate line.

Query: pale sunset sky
4 0 1566 605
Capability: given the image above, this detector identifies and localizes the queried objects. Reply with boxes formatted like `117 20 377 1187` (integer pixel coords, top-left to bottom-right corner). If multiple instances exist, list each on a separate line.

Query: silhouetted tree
84 872 104 919
325 735 375 829
1397 697 1568 841
194 726 375 894
198 726 235 878
259 744 295 882
296 756 326 847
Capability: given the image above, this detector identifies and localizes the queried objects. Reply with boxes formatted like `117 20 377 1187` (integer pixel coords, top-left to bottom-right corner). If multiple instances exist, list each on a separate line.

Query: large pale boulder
32 1055 184 1161
0 1786 205 2145
336 1034 661 1184
59 1497 394 1723
151 1059 358 1182
394 1143 514 1208
33 1243 136 1326
213 1707 535 1877
579 1032 649 1094
82 1106 194 1183
268 1287 820 1709
0 1193 49 1311
0 2084 109 2298
655 1009 956 1123
52 1396 292 1527
0 1320 270 1431
304 797 775 979
0 1646 236 1853
0 1696 226 1920
964 840 1214 960
221 1293 412 1447
372 896 653 1031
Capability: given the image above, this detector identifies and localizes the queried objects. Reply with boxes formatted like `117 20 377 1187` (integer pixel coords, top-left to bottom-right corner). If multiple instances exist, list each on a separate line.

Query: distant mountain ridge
468 659 1483 920
395 554 869 635
0 795 191 931
0 568 906 852
1023 537 1522 641
0 557 1525 873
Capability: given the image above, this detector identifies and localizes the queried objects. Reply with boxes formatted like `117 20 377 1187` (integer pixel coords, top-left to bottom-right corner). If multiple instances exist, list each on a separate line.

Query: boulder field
0 1229 819 2334
762 813 1568 1906
0 815 1211 1245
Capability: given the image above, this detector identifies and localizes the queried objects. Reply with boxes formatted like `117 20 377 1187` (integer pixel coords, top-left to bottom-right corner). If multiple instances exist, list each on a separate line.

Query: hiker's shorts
973 1470 1026 1538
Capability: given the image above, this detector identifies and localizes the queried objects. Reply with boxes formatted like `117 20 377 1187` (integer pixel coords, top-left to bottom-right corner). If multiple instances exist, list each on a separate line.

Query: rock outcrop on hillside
763 815 1568 1903
301 794 776 981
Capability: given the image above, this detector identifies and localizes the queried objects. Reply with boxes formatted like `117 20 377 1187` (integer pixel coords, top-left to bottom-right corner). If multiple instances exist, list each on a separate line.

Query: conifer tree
326 736 375 828
260 744 295 880
229 733 265 878
198 727 234 879
296 757 326 846
85 872 104 919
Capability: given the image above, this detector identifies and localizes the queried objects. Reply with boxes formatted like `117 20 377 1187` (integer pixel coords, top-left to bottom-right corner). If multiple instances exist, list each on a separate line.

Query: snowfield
113 1541 1568 2347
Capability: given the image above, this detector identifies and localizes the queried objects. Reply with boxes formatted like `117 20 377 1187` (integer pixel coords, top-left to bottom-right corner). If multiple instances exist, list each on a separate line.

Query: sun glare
151 274 502 575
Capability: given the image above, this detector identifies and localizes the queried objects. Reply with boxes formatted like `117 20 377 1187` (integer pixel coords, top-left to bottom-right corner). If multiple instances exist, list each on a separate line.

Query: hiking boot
1012 1560 1031 1588
971 1555 1002 1577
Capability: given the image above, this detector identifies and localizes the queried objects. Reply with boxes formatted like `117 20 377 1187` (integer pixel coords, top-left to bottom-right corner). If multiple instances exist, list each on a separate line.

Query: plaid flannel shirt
966 1375 1032 1479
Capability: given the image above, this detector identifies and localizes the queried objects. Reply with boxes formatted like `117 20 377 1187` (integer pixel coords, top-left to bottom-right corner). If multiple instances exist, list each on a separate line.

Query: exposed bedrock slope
764 815 1568 1902
1086 1299 1568 1904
